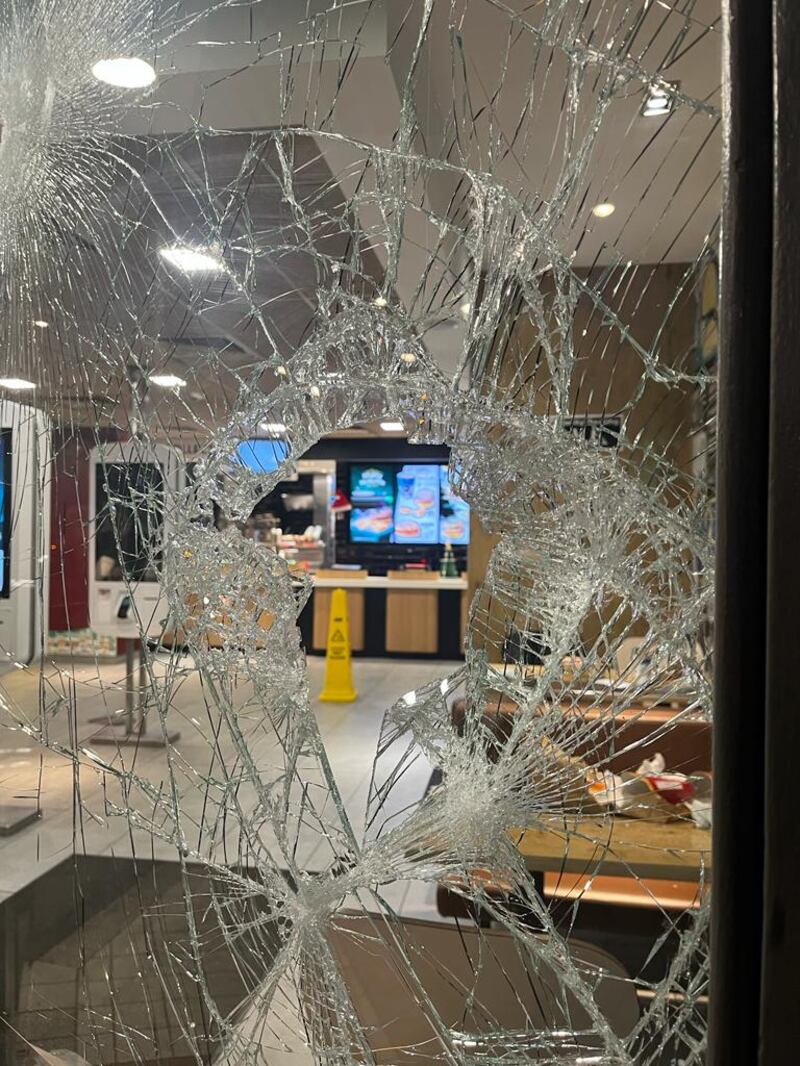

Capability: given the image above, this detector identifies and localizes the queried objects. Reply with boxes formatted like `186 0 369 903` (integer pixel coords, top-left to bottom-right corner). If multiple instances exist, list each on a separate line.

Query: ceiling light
459 301 472 317
158 244 225 274
399 352 417 365
309 385 321 398
591 202 616 219
33 320 49 329
260 422 287 434
91 57 156 89
373 295 388 307
150 374 186 388
642 82 677 118
0 378 36 391
380 421 405 432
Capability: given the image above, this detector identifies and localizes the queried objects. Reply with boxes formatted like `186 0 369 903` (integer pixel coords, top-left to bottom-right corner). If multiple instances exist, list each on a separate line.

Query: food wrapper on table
586 752 712 827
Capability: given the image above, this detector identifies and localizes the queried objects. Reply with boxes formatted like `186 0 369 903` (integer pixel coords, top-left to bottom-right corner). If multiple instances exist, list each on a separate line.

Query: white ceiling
31 1 722 418
142 0 722 350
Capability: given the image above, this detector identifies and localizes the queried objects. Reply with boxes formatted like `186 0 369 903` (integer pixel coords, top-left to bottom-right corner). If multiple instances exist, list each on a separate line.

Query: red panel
48 431 91 631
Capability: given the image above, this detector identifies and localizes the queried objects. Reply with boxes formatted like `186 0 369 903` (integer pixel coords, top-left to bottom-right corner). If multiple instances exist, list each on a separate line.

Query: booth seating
322 912 638 1064
571 706 711 776
449 697 712 775
439 696 711 920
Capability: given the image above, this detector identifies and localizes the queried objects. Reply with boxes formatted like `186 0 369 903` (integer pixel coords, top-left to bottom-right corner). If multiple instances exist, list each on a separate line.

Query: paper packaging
587 752 712 827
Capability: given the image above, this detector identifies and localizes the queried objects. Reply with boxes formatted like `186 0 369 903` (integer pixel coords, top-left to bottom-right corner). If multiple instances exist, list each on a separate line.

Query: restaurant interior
0 1 741 1065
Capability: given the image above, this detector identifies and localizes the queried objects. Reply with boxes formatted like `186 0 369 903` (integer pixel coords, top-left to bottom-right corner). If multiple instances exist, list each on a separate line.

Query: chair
324 912 639 1064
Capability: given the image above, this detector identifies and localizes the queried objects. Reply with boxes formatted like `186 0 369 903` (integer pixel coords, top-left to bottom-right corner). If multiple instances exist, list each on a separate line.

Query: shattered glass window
0 1 718 1064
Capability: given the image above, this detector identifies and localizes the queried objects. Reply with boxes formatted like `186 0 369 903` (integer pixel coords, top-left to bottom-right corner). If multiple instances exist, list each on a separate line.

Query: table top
510 814 711 881
312 574 468 591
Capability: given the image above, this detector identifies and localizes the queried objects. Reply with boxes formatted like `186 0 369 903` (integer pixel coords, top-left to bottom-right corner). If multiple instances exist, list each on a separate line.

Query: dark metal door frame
711 2 800 1062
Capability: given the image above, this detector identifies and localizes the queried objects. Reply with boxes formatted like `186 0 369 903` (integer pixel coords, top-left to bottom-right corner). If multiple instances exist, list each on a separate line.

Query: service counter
299 571 469 658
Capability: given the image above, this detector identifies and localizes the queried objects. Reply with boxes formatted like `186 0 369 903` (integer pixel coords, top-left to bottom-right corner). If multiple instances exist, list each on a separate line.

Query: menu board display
394 464 440 544
348 462 470 545
235 438 290 475
350 464 395 542
439 466 470 545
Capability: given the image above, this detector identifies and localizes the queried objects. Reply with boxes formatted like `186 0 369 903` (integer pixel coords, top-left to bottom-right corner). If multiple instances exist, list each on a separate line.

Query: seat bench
449 697 712 774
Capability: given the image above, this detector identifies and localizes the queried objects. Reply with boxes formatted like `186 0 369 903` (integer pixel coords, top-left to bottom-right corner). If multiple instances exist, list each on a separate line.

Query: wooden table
511 814 711 882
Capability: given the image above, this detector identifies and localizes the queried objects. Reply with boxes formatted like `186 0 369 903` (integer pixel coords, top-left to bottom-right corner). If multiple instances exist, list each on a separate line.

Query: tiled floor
0 653 461 919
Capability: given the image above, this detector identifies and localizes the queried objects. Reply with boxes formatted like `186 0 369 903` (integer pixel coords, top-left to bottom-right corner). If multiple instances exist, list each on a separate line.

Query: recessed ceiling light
399 352 418 365
260 422 287 434
33 320 49 329
158 244 225 274
150 374 186 388
642 82 677 118
380 421 405 432
373 295 388 308
91 57 156 89
0 378 36 391
591 202 616 219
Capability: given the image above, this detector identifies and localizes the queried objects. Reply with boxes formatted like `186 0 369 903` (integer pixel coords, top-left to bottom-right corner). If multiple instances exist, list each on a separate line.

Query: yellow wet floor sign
319 587 357 702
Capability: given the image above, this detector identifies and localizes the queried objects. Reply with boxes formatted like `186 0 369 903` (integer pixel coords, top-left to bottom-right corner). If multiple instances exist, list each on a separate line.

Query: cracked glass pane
0 1 718 1064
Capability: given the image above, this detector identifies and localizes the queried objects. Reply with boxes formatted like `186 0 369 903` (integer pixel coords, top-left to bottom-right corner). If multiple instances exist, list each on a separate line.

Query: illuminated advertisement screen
235 438 290 476
348 462 470 545
349 464 395 542
438 465 470 545
393 464 440 544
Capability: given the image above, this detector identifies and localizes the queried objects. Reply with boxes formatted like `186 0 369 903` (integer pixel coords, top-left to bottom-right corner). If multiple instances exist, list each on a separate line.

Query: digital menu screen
349 464 395 542
393 464 440 544
439 466 470 545
94 463 165 582
235 438 290 476
349 462 470 545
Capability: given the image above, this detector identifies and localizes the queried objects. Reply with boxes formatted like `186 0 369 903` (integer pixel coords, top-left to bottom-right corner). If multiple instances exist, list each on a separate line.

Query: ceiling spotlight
373 295 388 308
33 320 49 329
260 422 287 434
642 82 677 118
591 202 616 219
158 244 225 274
380 421 405 432
0 378 36 390
399 352 418 365
91 57 156 89
150 374 186 388
459 301 472 317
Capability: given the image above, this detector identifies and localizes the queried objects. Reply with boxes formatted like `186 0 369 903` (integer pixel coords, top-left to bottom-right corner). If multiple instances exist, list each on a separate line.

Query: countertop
312 574 468 591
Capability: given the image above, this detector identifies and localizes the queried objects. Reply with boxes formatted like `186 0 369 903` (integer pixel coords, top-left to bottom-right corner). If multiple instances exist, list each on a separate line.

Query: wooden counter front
312 569 367 651
307 572 469 657
384 571 440 654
